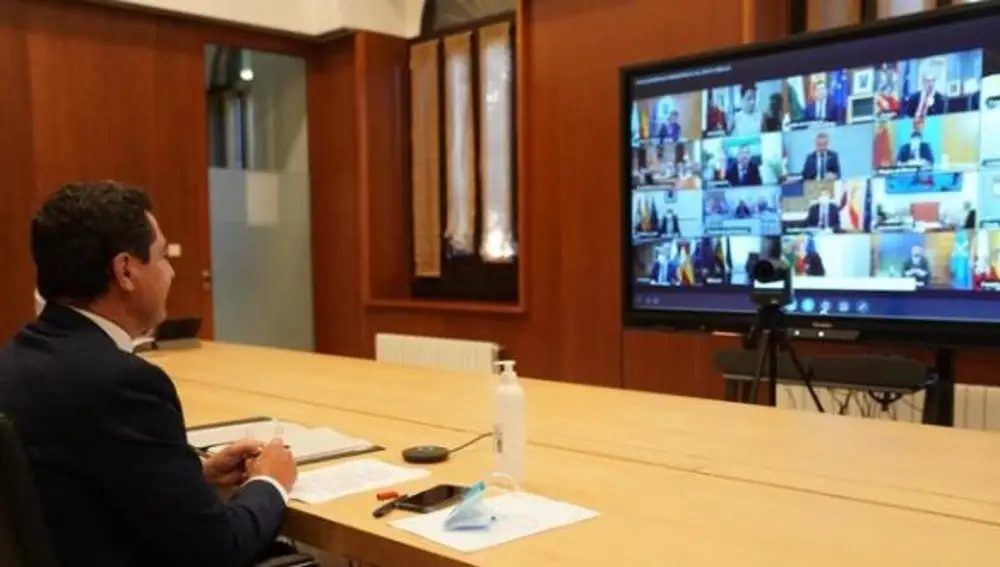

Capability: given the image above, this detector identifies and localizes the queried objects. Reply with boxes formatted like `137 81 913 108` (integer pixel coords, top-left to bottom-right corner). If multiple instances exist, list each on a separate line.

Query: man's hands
246 439 298 493
202 439 264 488
202 438 298 493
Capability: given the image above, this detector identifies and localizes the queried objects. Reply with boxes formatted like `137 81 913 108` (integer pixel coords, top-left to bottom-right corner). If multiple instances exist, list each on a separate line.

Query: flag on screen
838 180 863 230
724 236 733 272
828 70 847 110
786 76 805 120
862 179 873 232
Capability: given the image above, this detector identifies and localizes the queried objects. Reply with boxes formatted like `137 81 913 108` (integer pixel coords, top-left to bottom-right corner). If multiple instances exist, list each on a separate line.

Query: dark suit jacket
804 99 842 122
0 303 286 567
725 162 762 186
902 257 931 287
806 202 841 230
896 142 935 166
903 92 944 117
801 150 841 180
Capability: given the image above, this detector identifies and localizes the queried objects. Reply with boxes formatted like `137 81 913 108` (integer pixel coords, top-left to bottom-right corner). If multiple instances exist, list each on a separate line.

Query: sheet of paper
187 419 307 449
389 491 599 552
290 459 429 505
284 428 373 461
188 421 374 463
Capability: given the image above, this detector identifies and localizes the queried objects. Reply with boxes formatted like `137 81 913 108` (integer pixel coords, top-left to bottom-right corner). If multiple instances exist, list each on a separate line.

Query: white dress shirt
68 305 289 504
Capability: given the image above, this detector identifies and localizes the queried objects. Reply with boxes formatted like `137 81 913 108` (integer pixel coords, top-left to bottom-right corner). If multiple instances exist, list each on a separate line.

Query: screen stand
924 347 955 427
745 305 823 412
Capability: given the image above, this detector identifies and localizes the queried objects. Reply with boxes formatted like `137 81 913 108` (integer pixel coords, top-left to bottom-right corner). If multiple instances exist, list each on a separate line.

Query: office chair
0 415 316 567
0 414 59 567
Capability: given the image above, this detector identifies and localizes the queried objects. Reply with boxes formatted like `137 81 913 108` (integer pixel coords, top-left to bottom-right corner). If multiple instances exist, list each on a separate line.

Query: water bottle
493 360 525 483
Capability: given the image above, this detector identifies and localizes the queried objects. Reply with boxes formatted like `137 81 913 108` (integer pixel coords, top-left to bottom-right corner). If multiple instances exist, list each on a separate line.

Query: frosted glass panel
207 47 313 351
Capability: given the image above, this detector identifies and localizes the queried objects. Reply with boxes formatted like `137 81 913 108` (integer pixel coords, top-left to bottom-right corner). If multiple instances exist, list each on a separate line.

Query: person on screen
763 93 784 132
902 245 931 287
730 84 763 136
734 199 753 218
801 132 841 181
725 145 762 186
649 249 674 285
659 208 680 236
804 81 841 123
694 238 728 284
805 189 840 231
657 110 681 145
785 236 825 276
896 130 935 167
963 200 976 230
705 93 728 134
676 161 701 189
904 69 944 119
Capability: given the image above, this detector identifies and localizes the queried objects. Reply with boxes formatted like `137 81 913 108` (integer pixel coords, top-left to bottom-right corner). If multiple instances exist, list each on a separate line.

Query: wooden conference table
149 342 1000 565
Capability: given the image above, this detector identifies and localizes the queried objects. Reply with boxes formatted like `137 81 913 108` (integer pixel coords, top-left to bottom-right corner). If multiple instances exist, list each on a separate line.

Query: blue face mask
443 481 494 531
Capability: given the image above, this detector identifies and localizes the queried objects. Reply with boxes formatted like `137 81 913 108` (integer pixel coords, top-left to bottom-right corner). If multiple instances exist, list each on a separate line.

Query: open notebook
186 417 383 466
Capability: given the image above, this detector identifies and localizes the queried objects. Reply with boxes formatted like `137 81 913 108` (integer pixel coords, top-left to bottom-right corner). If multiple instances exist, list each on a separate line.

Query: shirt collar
67 306 135 353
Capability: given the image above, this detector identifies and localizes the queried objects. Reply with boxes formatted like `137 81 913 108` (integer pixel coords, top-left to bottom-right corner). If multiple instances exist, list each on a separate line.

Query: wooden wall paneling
0 0 316 341
0 2 38 341
150 23 215 334
955 349 1000 386
525 0 746 387
307 36 369 357
744 0 793 43
514 0 529 312
623 330 742 398
21 0 210 331
806 0 863 30
348 0 751 387
876 0 936 18
355 32 412 303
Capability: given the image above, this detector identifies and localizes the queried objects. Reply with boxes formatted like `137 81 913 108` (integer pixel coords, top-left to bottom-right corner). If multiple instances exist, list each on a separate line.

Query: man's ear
111 253 137 292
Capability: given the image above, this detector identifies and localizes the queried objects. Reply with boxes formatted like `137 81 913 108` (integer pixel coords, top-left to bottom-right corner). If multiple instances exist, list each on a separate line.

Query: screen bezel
619 1 1000 347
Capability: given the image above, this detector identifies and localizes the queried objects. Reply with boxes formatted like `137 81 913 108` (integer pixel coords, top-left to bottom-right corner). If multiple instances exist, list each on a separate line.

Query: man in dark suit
902 245 932 287
800 132 841 181
805 189 840 231
803 82 842 123
725 144 762 187
903 71 945 118
0 181 298 567
896 131 935 167
659 208 680 236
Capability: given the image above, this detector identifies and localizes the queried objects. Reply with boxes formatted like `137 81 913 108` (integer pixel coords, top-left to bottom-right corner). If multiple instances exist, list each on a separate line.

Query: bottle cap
494 360 516 373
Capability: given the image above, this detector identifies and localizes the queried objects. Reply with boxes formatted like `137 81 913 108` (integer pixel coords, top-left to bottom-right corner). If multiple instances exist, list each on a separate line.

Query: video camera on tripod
746 257 824 411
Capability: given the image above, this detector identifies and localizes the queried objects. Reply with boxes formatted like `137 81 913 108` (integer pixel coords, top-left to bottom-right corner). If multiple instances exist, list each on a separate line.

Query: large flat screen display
622 3 1000 343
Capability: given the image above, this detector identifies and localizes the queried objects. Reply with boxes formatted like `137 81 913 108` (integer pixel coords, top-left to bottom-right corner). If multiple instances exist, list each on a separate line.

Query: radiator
776 383 1000 432
374 333 500 374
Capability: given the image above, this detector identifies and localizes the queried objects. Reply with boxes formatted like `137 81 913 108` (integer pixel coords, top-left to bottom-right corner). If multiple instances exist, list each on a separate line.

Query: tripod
745 303 824 412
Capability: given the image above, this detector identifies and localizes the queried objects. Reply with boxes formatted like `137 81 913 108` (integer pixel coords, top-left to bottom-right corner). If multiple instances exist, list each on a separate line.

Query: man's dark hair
32 181 154 303
740 83 756 97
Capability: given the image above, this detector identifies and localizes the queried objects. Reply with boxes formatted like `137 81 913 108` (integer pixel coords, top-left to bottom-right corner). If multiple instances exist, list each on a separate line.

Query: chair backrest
0 415 59 567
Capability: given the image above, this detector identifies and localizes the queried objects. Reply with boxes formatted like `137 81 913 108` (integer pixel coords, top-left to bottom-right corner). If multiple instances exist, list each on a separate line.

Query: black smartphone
394 484 467 513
